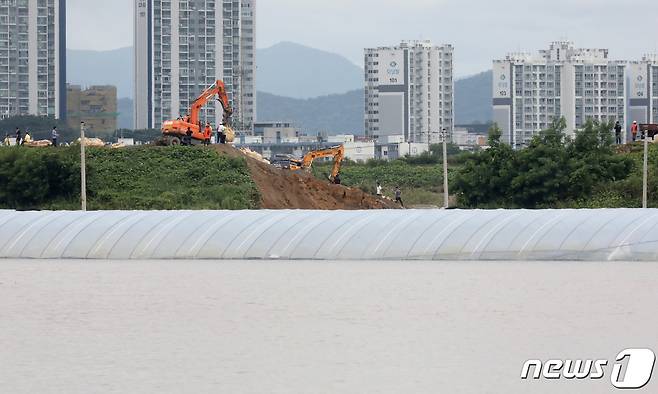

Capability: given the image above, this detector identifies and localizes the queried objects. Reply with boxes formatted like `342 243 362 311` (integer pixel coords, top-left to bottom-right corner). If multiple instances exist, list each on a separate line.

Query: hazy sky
67 0 658 77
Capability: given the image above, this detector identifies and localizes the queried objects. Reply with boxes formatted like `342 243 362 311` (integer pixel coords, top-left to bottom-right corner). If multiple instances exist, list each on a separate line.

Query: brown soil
214 145 398 210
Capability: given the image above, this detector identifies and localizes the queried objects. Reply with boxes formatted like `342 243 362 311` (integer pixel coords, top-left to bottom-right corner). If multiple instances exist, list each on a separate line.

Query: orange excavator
161 80 234 145
289 145 345 183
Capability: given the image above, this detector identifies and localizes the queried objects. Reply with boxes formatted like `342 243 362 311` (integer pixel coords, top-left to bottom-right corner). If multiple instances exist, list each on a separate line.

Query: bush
0 147 80 209
0 146 260 210
453 119 635 208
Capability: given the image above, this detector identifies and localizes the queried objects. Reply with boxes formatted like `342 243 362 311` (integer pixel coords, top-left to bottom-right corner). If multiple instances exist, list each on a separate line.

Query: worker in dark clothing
185 128 193 146
395 187 404 208
15 128 21 146
614 121 622 144
333 173 341 185
51 126 59 147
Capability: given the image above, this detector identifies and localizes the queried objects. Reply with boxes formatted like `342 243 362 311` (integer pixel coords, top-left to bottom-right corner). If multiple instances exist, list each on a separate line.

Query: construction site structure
66 85 118 135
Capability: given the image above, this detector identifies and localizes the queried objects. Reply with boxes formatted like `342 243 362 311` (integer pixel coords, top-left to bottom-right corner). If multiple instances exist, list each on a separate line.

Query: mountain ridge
256 41 363 99
68 42 493 131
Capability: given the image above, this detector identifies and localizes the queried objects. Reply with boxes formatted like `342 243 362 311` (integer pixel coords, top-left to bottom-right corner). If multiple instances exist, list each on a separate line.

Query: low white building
399 143 430 157
377 134 405 144
628 54 658 127
344 142 375 162
328 134 355 144
376 142 429 160
237 135 263 144
452 128 487 148
253 122 299 144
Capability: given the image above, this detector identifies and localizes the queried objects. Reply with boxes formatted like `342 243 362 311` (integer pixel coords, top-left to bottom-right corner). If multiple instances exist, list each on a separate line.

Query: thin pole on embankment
80 121 87 211
642 130 649 209
442 128 449 209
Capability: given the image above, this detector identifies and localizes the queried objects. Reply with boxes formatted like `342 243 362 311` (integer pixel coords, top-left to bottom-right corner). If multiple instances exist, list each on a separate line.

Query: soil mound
214 145 397 210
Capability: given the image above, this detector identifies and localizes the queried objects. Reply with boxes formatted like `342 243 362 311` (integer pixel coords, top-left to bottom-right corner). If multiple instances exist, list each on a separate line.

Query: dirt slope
214 145 397 210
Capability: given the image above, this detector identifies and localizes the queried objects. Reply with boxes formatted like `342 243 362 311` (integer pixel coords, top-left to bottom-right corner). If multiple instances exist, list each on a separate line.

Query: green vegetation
452 119 654 208
314 119 658 209
3 118 658 211
313 159 449 206
0 146 259 210
0 147 80 210
312 143 469 206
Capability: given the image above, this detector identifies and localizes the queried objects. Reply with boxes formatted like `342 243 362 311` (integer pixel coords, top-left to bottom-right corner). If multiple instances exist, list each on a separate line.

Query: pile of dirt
214 145 397 210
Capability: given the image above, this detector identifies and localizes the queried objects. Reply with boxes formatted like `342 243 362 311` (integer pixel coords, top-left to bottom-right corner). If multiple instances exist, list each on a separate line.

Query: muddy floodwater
1 260 657 394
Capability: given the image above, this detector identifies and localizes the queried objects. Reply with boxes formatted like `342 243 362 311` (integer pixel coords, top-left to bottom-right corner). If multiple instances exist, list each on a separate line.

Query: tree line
453 118 645 208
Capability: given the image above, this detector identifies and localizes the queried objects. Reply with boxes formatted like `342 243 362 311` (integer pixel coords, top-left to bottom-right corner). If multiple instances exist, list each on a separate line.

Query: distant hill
257 90 364 134
67 47 133 99
256 42 362 99
115 90 365 135
455 71 492 124
255 70 495 134
66 43 493 131
67 42 364 101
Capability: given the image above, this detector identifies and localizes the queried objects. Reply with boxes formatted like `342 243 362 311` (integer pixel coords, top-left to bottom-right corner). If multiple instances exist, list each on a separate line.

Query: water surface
1 260 657 393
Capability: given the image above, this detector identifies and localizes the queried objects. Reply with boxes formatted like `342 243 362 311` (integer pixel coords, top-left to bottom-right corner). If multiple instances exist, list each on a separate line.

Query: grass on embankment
0 146 260 210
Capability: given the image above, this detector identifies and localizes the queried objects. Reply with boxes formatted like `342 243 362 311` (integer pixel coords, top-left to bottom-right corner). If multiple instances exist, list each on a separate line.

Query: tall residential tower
134 0 256 131
493 41 626 147
365 40 454 143
628 55 658 126
0 0 67 119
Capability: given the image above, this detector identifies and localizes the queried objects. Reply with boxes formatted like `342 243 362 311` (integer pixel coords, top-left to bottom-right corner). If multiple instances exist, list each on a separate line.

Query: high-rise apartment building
628 55 658 126
134 0 256 131
0 0 66 119
493 41 626 147
364 40 454 143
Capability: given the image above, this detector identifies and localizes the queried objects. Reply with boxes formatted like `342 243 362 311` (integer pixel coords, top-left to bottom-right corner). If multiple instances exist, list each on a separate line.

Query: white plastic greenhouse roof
1 209 657 261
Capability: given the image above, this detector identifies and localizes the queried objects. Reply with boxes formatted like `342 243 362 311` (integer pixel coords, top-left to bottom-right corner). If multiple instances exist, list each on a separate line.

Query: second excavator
161 80 235 145
287 145 345 184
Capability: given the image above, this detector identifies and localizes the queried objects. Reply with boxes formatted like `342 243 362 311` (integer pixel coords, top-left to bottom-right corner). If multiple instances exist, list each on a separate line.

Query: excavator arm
299 145 345 180
190 80 234 127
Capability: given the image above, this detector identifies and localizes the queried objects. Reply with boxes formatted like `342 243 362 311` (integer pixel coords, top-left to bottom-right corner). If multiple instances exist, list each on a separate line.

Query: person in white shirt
52 126 59 147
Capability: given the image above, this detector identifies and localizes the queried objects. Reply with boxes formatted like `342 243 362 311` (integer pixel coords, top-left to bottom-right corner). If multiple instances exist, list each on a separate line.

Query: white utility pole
80 122 87 211
442 128 449 209
643 127 649 209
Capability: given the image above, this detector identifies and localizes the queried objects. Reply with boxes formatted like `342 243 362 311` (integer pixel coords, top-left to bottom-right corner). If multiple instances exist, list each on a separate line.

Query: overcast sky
67 0 658 77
